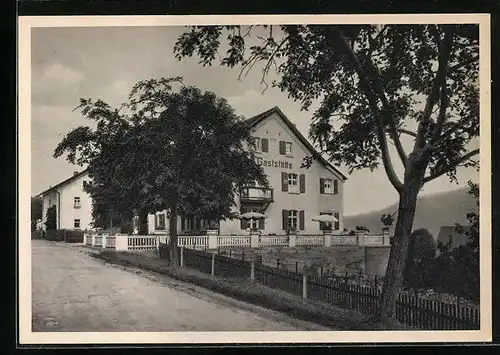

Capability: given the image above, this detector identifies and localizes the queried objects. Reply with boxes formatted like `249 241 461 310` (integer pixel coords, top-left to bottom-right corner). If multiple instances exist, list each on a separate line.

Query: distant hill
344 187 477 239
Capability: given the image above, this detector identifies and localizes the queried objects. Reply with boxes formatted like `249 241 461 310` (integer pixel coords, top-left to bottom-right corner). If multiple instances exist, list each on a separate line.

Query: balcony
240 186 274 203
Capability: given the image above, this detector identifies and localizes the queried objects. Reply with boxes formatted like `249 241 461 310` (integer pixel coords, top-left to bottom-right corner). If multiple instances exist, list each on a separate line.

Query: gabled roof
246 106 348 180
38 169 88 197
437 226 471 249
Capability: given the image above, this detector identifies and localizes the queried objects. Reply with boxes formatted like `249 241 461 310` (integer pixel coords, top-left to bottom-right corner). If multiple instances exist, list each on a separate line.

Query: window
155 213 166 230
288 173 299 193
288 210 298 229
73 197 81 208
324 179 333 194
320 178 338 195
279 140 292 155
253 137 261 152
74 219 81 229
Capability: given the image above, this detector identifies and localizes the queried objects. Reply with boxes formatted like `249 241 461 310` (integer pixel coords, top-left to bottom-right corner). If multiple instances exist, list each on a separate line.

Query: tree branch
398 129 418 138
423 149 479 183
332 30 404 193
413 25 455 152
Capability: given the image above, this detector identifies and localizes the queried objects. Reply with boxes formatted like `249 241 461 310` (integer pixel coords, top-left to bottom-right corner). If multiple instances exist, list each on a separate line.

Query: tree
31 196 43 232
54 77 267 266
403 228 437 295
173 24 479 325
381 212 395 233
434 180 479 301
45 205 56 231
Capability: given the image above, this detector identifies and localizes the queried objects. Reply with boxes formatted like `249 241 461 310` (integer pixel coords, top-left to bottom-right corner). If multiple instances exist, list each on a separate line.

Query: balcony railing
240 186 274 203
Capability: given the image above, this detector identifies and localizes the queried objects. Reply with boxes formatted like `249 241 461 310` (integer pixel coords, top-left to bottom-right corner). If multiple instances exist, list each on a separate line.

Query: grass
91 248 411 331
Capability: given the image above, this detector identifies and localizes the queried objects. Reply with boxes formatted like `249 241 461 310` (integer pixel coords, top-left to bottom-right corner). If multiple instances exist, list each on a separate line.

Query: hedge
45 229 84 243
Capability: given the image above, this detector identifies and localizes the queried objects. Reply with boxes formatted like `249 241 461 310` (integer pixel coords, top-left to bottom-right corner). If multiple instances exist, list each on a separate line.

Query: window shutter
154 214 158 229
320 178 325 194
241 218 248 230
258 218 265 230
299 174 306 193
181 215 185 231
334 179 338 195
195 218 201 231
282 209 288 230
299 210 305 230
281 172 288 192
334 212 340 230
261 138 269 152
279 141 286 155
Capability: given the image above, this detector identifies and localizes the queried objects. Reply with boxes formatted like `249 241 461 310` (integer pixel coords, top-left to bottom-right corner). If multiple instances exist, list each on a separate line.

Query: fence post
102 234 107 248
288 234 296 248
242 252 245 261
302 273 308 299
259 255 263 264
180 246 184 267
324 233 332 247
114 234 128 251
229 249 232 259
92 234 96 247
211 253 215 276
250 234 259 248
250 261 255 281
208 234 217 250
277 258 280 269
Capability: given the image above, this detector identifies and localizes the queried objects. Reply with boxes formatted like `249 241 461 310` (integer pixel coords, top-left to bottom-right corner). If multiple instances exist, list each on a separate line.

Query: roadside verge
90 249 410 331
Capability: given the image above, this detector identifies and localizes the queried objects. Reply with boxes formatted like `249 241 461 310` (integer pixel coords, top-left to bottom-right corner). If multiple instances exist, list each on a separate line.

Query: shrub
44 229 84 243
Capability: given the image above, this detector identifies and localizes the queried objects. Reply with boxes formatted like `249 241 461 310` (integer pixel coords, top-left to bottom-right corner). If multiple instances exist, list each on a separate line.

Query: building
37 107 347 236
149 106 347 236
38 170 93 231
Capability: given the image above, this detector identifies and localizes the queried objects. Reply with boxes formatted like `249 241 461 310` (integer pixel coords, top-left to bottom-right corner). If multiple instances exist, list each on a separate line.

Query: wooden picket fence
174 245 480 330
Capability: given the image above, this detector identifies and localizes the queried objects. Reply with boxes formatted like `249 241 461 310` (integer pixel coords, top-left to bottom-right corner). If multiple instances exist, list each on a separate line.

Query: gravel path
32 240 329 332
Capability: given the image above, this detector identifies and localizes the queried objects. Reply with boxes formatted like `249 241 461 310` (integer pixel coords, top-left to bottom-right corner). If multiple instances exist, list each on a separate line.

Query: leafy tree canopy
54 77 268 233
173 24 479 322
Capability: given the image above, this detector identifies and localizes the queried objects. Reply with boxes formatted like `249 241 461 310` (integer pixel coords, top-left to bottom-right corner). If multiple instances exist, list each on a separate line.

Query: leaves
55 78 268 230
174 24 479 183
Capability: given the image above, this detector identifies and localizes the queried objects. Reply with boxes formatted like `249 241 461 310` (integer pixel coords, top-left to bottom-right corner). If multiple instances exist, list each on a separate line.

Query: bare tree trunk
169 194 179 267
372 171 424 326
138 209 149 235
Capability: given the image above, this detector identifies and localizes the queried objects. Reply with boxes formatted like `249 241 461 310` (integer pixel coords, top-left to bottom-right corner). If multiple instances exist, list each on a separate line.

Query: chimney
73 171 79 176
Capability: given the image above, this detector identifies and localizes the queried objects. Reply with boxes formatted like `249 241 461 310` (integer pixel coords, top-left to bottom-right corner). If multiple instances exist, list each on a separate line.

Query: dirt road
31 240 328 332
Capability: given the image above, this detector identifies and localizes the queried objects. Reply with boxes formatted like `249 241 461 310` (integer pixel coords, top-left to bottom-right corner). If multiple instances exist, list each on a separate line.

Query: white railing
296 235 324 246
331 235 358 245
217 235 251 248
259 235 288 247
105 235 116 249
128 235 158 251
85 234 93 246
94 235 103 247
364 235 385 245
178 236 209 250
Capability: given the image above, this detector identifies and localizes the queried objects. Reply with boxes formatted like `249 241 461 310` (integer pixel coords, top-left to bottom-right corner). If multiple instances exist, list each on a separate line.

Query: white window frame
74 196 81 208
288 210 298 229
74 219 81 229
253 137 261 152
323 179 333 194
288 173 299 193
285 141 292 156
156 213 166 230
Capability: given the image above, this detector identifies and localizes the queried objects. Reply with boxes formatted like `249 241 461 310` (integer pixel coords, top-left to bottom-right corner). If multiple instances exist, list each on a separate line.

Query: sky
30 26 479 216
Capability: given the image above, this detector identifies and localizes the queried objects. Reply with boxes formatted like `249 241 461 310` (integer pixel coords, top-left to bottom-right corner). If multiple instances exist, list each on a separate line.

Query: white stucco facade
149 107 346 236
40 171 93 231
